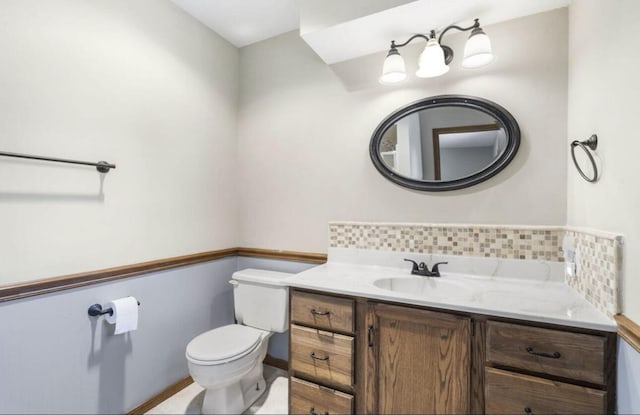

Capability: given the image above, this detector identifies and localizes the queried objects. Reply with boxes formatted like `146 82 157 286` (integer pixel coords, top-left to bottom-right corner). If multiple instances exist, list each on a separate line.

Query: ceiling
171 0 570 58
170 0 299 48
302 0 571 64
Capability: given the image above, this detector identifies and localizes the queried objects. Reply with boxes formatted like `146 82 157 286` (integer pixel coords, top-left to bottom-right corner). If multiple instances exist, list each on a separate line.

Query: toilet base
201 361 267 414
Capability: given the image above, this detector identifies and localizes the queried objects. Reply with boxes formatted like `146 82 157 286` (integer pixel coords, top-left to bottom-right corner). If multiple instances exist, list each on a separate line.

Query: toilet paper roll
105 296 139 335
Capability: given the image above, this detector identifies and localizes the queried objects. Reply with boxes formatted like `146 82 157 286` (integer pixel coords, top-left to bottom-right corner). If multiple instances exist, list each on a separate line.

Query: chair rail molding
615 314 640 353
0 247 327 303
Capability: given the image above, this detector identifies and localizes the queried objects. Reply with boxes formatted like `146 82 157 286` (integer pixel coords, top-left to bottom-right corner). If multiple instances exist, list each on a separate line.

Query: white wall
567 0 640 323
0 0 239 286
237 9 568 253
567 2 640 410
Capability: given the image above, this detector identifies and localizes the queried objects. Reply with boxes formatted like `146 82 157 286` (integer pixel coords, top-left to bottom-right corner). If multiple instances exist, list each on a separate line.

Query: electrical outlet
565 261 576 277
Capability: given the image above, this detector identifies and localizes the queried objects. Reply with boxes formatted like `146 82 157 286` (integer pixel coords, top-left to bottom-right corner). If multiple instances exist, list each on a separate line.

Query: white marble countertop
285 262 617 332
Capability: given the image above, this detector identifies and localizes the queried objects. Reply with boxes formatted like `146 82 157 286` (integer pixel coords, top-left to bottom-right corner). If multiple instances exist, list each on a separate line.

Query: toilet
185 268 291 414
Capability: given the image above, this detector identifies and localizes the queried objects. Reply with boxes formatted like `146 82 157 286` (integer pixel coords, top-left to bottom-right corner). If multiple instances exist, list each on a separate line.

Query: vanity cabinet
288 288 616 415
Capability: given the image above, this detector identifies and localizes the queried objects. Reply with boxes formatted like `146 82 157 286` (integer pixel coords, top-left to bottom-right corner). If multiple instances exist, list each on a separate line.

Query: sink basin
373 276 475 301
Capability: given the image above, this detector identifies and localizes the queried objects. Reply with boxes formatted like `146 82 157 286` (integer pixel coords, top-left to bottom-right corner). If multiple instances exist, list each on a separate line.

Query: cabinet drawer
291 291 354 333
290 377 353 415
486 321 606 384
485 367 606 414
290 324 354 387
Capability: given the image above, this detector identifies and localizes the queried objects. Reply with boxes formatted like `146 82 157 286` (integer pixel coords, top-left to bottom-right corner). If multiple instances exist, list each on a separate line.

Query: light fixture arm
437 18 481 64
391 31 433 49
437 18 480 44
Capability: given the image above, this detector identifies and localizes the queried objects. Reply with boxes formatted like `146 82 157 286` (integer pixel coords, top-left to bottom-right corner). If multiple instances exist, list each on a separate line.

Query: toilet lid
186 324 263 363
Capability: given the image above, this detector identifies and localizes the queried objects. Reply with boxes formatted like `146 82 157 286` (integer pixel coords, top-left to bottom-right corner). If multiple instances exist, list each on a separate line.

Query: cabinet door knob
524 407 533 415
368 325 375 347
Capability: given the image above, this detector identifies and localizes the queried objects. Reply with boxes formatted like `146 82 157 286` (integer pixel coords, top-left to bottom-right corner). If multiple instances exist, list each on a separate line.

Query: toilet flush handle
228 280 238 286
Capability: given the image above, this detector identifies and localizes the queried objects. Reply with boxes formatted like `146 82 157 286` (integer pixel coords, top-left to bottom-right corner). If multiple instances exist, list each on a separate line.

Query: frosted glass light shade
462 31 494 68
416 38 449 78
380 52 407 84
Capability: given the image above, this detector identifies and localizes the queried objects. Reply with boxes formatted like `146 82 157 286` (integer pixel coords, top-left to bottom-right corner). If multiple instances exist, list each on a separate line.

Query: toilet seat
186 324 266 365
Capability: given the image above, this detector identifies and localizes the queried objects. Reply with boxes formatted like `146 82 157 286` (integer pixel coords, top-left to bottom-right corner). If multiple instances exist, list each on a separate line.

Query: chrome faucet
404 259 448 277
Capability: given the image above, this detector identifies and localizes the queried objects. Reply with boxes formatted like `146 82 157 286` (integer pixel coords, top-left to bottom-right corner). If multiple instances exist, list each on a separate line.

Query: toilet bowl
185 269 291 414
186 324 272 414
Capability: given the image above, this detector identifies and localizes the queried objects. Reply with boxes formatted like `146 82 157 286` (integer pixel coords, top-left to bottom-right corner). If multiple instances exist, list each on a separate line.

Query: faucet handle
430 262 448 274
403 259 419 272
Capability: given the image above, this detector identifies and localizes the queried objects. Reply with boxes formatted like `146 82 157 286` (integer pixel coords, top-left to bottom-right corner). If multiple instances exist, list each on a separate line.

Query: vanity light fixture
380 18 493 84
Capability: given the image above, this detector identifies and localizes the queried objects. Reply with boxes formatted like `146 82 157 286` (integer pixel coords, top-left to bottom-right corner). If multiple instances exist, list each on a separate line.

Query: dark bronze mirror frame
369 95 520 191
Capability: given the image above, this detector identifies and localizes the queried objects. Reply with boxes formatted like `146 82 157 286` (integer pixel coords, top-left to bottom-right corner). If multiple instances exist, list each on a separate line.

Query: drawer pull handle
524 407 533 414
526 347 561 359
310 407 329 415
310 352 330 361
368 325 374 347
310 308 331 316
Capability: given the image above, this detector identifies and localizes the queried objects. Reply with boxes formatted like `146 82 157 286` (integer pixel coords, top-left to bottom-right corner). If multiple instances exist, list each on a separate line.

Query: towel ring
571 134 598 183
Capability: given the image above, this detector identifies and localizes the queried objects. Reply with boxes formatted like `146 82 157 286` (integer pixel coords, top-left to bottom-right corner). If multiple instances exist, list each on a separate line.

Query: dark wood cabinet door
364 303 471 414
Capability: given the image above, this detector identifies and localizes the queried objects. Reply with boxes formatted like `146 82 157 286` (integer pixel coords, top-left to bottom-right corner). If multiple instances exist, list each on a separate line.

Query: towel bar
570 134 598 183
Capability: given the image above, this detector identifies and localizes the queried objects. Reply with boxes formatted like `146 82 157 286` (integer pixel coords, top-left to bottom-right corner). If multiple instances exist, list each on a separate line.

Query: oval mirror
370 95 520 191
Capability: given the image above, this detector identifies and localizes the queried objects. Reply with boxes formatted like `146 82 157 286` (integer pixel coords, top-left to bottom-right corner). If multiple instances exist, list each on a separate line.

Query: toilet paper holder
88 301 141 317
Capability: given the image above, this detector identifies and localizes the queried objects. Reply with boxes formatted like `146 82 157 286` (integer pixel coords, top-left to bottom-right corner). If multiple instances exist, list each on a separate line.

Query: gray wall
0 256 317 413
618 339 640 413
0 259 239 414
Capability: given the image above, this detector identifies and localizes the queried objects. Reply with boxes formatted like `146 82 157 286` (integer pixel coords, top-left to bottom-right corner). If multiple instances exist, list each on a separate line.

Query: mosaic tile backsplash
565 229 623 318
329 222 622 318
329 222 564 261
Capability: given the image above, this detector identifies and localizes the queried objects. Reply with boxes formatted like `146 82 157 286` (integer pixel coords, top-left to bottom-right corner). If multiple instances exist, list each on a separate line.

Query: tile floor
145 365 288 414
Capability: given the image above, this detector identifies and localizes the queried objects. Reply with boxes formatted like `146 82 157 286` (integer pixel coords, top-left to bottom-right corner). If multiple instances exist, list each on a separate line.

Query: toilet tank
231 268 292 333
